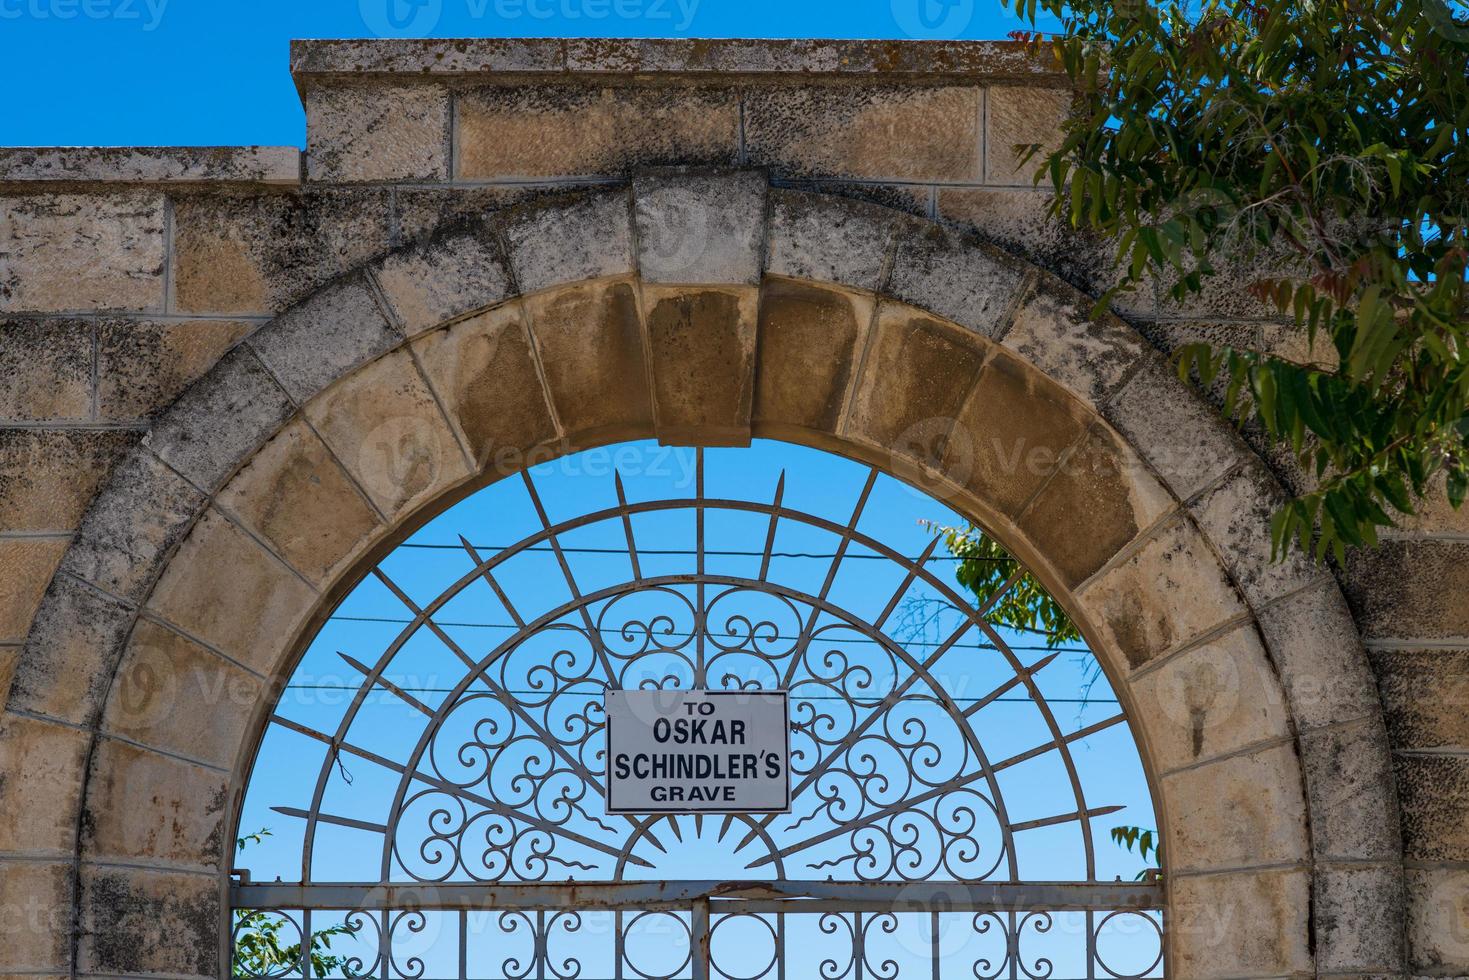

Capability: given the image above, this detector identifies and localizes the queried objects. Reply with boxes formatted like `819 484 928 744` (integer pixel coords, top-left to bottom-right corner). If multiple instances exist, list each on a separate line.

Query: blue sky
0 0 1058 147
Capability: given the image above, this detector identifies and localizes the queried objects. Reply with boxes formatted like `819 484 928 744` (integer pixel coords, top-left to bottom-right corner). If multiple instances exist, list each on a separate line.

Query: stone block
1020 422 1175 588
1255 578 1381 732
58 450 204 603
77 866 219 978
1188 462 1321 609
414 305 559 469
0 860 72 971
1103 355 1246 501
217 418 384 586
143 345 295 494
745 84 981 181
1170 869 1313 978
1129 623 1291 772
9 574 133 726
1075 515 1249 670
102 618 263 771
0 145 299 184
171 189 394 315
522 279 652 439
304 348 471 517
887 225 1030 338
248 273 401 403
1397 754 1469 863
944 349 1091 518
1315 865 1406 973
845 304 986 469
765 189 897 293
96 318 255 421
643 285 759 446
1407 868 1469 974
0 318 92 420
1371 647 1469 751
1346 539 1469 641
753 279 872 434
0 429 137 533
0 537 68 642
145 508 316 677
502 190 635 295
985 86 1071 185
1162 742 1309 872
0 191 165 313
82 738 227 869
305 82 449 182
0 712 88 854
1300 717 1401 863
457 84 739 178
1000 287 1149 409
633 171 766 286
373 225 514 337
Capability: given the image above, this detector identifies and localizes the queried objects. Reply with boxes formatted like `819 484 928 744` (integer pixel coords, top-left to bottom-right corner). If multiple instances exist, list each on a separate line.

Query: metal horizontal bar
231 879 1163 914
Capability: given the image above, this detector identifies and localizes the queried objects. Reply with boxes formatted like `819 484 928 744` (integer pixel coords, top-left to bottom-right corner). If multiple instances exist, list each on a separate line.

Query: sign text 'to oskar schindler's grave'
604 690 791 814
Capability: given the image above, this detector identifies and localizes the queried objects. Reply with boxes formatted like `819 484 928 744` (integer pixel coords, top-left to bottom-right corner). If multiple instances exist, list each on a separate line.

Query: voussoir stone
373 223 515 337
414 304 560 469
215 417 384 587
1300 718 1401 864
1129 622 1291 772
102 618 264 771
522 278 653 438
886 223 1031 338
1075 514 1249 670
1162 741 1310 873
247 273 401 403
643 285 759 446
1255 577 1382 732
0 859 73 971
1170 868 1313 979
633 170 767 286
10 574 134 727
846 303 987 471
502 190 636 295
754 278 872 435
58 449 205 604
145 508 317 676
81 738 227 869
142 344 296 494
303 347 471 518
1103 354 1247 502
1314 864 1407 973
764 190 898 293
0 712 90 854
1000 287 1149 409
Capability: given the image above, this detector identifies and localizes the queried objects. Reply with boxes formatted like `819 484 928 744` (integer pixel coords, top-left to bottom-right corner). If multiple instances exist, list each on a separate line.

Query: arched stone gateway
3 170 1403 979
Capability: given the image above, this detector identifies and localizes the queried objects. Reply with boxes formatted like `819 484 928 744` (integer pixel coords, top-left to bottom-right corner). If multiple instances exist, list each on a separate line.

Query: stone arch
4 171 1402 979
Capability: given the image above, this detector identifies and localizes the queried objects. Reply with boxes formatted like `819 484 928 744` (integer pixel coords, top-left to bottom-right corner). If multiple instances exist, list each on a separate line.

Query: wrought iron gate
231 443 1165 980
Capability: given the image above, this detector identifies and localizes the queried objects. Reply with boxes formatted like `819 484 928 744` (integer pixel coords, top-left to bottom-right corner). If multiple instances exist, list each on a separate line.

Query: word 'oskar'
604 689 791 814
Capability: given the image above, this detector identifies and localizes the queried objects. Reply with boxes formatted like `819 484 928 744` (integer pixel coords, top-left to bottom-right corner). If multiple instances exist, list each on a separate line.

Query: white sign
604 689 791 814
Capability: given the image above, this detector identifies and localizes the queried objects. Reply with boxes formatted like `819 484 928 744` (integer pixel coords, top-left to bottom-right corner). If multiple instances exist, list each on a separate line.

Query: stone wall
0 37 1462 978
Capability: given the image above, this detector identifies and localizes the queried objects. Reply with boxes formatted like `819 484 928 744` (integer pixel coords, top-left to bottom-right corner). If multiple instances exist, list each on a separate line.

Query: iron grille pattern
233 443 1164 980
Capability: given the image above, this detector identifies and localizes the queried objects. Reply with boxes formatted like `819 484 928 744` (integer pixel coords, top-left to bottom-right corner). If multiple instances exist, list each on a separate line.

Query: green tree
1007 0 1469 562
1110 825 1165 881
232 830 362 979
926 522 1082 647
